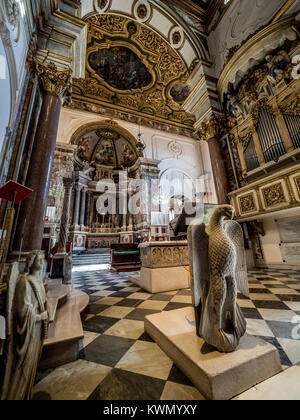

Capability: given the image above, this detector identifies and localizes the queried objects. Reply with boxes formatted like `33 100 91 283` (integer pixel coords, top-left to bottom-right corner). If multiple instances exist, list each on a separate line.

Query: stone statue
0 253 49 400
226 93 243 118
265 50 290 85
188 205 249 353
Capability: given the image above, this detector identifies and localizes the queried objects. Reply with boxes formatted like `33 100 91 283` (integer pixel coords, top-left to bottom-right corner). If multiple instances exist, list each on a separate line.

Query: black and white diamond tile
34 266 300 400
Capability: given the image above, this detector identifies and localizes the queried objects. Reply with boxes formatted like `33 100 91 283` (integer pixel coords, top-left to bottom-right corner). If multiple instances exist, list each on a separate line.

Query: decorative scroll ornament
27 58 72 103
280 97 300 116
196 115 225 141
237 132 253 150
239 194 256 213
250 98 275 126
262 183 286 208
5 0 21 29
168 140 182 158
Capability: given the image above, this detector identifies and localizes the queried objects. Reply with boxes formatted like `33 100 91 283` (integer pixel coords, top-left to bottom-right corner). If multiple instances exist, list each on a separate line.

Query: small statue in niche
226 93 244 118
188 205 249 353
224 84 243 119
1 253 49 400
265 50 290 85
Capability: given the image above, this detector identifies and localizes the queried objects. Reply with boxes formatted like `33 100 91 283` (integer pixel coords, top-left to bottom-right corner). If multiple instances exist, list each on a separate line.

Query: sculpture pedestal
129 266 190 293
145 308 282 400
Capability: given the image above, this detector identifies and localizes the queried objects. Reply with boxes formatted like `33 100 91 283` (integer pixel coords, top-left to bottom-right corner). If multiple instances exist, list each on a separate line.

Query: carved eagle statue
187 205 249 353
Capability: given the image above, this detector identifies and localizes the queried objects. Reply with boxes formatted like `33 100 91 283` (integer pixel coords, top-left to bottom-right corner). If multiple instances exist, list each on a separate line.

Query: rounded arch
80 0 208 70
70 119 142 155
159 168 195 205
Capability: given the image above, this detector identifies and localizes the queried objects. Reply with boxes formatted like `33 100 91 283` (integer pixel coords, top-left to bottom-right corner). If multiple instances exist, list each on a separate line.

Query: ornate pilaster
274 108 294 153
250 126 265 166
196 114 224 142
196 115 230 204
57 178 74 254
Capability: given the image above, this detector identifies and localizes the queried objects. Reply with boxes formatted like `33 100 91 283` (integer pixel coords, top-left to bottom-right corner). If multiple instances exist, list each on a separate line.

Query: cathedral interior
0 0 300 402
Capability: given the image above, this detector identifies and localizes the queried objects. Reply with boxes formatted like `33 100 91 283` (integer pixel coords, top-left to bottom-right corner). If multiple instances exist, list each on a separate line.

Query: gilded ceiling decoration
71 14 195 129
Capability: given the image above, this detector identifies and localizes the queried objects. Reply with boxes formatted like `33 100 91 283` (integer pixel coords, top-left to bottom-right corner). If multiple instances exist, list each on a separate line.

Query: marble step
40 288 89 370
45 288 89 346
46 283 70 324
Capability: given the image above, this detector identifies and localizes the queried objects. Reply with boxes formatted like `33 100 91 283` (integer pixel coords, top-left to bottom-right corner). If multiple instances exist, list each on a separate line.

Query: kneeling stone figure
188 205 249 353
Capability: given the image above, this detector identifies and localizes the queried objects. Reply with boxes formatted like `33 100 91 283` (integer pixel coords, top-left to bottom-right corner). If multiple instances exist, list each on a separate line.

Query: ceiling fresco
75 128 139 169
88 46 153 91
71 14 195 130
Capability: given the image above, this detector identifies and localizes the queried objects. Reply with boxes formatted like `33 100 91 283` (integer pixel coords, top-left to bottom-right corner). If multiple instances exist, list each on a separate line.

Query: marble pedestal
145 308 282 400
129 266 190 293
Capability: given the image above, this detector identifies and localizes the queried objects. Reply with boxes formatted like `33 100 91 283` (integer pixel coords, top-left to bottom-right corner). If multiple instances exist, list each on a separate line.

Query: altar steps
72 251 111 266
40 281 89 370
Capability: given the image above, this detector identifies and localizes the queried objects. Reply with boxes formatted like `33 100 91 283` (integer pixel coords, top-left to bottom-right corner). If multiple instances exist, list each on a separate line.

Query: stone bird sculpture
188 205 248 353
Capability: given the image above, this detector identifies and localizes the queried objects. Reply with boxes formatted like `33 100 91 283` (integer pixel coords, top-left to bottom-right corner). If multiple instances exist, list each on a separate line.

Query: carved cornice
196 114 225 141
280 97 300 116
237 132 253 150
27 57 72 103
250 98 275 126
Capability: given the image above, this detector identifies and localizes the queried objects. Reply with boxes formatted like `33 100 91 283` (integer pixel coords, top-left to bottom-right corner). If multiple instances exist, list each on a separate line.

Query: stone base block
129 266 190 293
145 307 282 400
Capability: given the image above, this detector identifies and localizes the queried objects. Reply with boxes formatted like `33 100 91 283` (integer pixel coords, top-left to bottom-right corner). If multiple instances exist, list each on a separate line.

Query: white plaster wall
208 0 287 78
260 208 300 266
0 0 40 181
80 0 199 69
0 37 10 157
260 218 283 265
57 107 215 198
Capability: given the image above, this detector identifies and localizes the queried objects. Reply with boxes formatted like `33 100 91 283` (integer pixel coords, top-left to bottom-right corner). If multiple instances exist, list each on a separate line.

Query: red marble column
15 94 61 252
13 60 72 253
198 115 229 205
207 137 229 204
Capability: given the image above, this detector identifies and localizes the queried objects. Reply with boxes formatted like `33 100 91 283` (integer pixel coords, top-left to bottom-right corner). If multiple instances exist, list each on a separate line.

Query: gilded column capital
196 115 225 141
27 57 72 103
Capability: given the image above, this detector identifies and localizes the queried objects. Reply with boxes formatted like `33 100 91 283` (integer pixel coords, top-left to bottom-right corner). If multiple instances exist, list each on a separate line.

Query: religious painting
93 139 115 166
170 84 190 104
76 128 138 169
88 46 153 91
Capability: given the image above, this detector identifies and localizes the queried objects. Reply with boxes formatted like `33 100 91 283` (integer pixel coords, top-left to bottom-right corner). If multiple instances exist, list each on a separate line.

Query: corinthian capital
196 114 225 141
27 56 72 103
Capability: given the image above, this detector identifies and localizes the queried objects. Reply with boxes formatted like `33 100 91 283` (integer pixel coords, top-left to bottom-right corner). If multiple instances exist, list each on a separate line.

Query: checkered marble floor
33 268 300 401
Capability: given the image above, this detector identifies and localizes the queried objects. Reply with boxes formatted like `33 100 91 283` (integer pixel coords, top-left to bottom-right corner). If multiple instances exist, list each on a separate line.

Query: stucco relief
208 0 287 76
140 244 190 268
5 0 21 29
